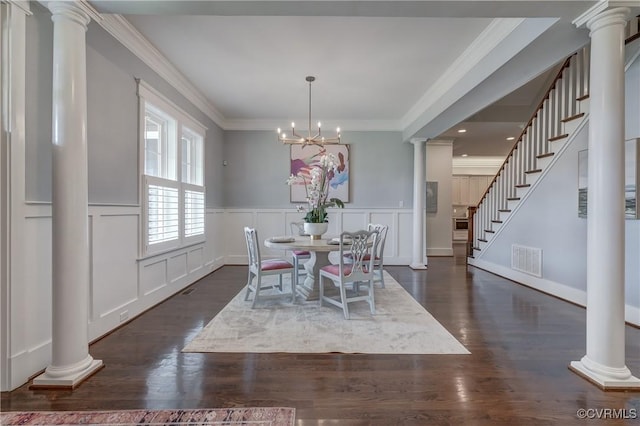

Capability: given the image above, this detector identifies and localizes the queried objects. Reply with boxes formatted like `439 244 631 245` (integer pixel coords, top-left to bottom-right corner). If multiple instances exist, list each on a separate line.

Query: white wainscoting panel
168 253 188 284
91 213 139 322
188 247 204 274
21 216 53 350
256 211 287 258
224 210 254 264
141 259 167 296
397 212 414 261
205 210 226 272
18 214 53 380
369 212 396 258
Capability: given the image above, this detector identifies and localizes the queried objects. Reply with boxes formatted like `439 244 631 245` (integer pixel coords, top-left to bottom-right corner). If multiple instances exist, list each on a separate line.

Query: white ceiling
124 15 492 126
90 0 603 157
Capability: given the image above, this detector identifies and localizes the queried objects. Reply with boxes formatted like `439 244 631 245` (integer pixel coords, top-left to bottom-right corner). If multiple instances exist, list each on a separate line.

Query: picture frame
426 181 438 213
577 138 638 219
290 144 350 203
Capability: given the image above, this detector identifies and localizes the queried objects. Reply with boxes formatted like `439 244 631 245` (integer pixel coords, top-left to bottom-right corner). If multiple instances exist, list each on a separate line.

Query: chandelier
277 76 341 146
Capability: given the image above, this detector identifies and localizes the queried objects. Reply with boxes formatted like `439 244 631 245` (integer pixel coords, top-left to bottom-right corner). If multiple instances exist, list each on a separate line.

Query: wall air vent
511 244 542 277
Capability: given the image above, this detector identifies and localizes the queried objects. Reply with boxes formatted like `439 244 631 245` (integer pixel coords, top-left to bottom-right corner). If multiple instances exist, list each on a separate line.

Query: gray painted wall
627 55 640 140
25 2 53 202
223 130 413 209
25 3 225 207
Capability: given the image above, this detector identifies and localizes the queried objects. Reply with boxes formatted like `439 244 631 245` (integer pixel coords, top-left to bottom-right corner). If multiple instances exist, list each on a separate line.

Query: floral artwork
289 144 349 204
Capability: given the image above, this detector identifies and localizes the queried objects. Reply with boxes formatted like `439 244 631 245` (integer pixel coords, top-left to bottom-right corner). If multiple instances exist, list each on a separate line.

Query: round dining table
264 236 342 301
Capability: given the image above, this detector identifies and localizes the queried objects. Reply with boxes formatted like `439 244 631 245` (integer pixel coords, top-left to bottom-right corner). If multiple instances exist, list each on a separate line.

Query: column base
409 263 427 270
31 359 103 389
569 360 640 390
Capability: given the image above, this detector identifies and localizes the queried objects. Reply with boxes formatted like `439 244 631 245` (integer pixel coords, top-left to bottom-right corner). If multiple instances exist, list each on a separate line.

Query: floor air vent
511 244 542 277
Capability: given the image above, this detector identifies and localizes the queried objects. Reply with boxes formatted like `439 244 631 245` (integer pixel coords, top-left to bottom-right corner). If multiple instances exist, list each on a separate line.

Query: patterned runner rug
183 271 469 354
0 407 295 425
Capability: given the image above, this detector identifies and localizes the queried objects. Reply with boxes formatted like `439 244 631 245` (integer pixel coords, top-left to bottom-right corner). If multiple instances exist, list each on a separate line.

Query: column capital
573 3 631 30
587 7 630 34
409 138 427 146
47 1 94 29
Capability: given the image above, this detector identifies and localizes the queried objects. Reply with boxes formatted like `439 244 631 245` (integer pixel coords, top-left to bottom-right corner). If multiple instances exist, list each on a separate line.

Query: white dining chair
367 223 389 288
243 227 296 308
289 221 310 287
319 229 380 319
343 223 388 288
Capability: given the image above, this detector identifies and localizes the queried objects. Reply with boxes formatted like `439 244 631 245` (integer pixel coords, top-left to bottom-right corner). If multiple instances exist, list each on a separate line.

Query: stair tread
491 220 503 223
549 133 569 142
507 197 521 201
576 94 590 101
498 209 512 212
537 152 554 159
485 230 495 233
561 112 585 123
525 169 542 174
515 184 531 188
478 239 487 243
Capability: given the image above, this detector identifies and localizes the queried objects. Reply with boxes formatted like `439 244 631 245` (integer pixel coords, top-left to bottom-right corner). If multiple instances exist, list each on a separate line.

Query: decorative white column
570 6 640 389
32 1 103 388
410 138 427 269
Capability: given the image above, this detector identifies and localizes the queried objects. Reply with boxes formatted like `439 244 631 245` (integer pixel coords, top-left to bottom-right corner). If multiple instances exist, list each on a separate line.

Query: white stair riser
499 211 511 222
563 119 581 134
516 186 530 198
507 199 520 210
525 173 540 186
537 155 553 169
549 138 567 153
578 98 590 114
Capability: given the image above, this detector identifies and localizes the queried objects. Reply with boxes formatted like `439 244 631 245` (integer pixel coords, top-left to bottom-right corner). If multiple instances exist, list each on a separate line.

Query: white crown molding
97 14 228 129
224 118 403 132
573 1 636 28
400 17 525 129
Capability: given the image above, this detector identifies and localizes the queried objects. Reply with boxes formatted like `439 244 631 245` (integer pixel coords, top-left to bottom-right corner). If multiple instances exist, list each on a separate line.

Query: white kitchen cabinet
452 175 492 206
469 175 492 205
452 176 470 205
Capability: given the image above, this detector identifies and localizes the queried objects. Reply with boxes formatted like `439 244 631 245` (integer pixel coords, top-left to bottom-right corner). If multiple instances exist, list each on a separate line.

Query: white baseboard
427 248 454 256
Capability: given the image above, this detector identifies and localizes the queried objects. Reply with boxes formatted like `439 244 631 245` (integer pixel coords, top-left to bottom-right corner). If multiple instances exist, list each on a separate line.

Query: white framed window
138 80 206 256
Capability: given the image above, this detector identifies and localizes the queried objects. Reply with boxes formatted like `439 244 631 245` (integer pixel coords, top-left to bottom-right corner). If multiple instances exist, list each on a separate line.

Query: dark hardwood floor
2 244 639 425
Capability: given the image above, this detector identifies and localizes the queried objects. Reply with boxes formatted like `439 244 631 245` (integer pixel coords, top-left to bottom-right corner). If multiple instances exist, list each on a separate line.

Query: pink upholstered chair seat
261 259 295 271
320 264 369 277
292 250 310 256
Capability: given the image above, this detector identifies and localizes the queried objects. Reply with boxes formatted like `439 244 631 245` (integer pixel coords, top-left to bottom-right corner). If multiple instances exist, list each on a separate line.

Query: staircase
468 15 639 259
468 46 590 258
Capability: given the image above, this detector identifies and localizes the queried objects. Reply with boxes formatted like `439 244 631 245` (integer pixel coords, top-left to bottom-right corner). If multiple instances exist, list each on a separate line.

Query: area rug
183 271 469 355
0 408 295 425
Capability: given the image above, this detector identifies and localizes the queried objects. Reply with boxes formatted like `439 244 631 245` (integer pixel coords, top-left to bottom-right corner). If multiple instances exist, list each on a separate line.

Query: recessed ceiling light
457 129 467 133
506 136 515 141
461 154 468 157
